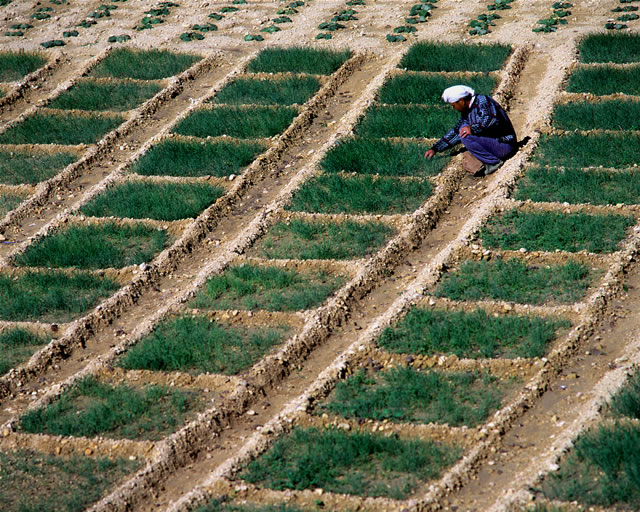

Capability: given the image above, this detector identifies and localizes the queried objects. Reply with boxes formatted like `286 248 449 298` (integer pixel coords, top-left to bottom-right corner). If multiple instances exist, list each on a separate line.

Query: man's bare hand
424 149 435 159
459 126 471 138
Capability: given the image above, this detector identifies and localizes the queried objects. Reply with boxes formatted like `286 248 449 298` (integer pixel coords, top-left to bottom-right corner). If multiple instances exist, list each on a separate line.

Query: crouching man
424 85 518 177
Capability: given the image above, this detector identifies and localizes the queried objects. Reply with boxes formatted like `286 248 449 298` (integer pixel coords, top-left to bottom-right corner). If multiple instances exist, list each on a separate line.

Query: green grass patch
173 106 297 139
378 307 569 359
212 76 320 105
81 181 224 221
533 133 640 169
553 100 640 131
89 48 201 80
354 105 457 138
399 42 511 72
0 270 119 322
542 423 640 508
14 222 169 270
377 73 498 105
20 376 201 440
190 264 344 312
0 149 77 185
48 79 162 112
318 367 507 427
0 51 47 81
0 111 123 145
252 219 394 260
321 138 449 177
578 32 640 64
194 501 312 512
435 259 594 305
131 138 265 178
240 426 461 499
567 66 640 96
119 315 289 375
0 328 48 375
0 449 139 512
480 209 634 253
247 47 351 75
0 192 26 217
286 174 433 214
609 370 640 420
515 167 640 205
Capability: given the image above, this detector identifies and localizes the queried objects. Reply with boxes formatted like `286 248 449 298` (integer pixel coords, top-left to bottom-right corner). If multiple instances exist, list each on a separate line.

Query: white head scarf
442 85 475 103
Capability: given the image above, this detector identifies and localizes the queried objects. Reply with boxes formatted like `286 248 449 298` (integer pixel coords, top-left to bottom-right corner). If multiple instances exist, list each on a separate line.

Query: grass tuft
609 370 640 420
318 367 507 427
378 307 569 359
0 51 47 81
480 209 634 253
0 111 123 145
578 32 640 64
435 259 594 305
252 219 394 260
119 316 289 375
0 149 77 185
321 138 449 177
190 264 344 311
212 76 320 105
0 270 119 322
377 73 498 105
173 106 297 139
0 449 139 512
0 328 49 375
240 426 461 499
354 105 457 138
553 100 640 131
247 47 351 75
89 48 201 80
131 138 265 178
567 67 640 96
0 193 26 217
20 376 200 440
81 181 224 220
399 42 511 72
286 173 433 214
15 222 169 270
48 79 162 112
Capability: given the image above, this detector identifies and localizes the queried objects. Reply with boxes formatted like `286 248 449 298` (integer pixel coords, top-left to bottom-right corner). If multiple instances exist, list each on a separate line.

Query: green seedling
316 32 332 39
10 23 33 29
49 79 162 112
488 0 514 10
405 15 429 23
233 0 246 3
180 31 205 41
606 23 628 30
262 25 281 33
63 30 79 37
192 23 217 31
220 6 238 12
277 7 297 14
612 5 638 11
145 6 169 15
273 16 292 23
290 0 305 6
553 9 571 16
469 21 490 35
393 25 417 33
247 47 351 74
346 0 364 4
208 12 224 19
333 10 357 21
244 34 264 41
31 11 51 19
0 0 13 5
618 13 640 20
107 34 131 43
387 34 406 42
0 328 49 375
90 48 201 80
41 39 65 48
77 19 97 27
0 150 76 185
136 16 164 29
88 9 110 18
4 31 23 36
318 21 345 30
410 3 432 16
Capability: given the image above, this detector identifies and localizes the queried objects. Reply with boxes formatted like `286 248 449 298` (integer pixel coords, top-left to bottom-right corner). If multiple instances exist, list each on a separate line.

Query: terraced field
2 1 640 511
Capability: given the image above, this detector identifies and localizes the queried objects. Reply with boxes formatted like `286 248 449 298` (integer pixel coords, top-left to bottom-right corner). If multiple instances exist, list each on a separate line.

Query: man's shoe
482 159 504 176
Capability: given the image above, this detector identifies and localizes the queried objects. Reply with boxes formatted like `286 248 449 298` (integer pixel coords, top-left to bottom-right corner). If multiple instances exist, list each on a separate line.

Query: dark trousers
462 134 517 165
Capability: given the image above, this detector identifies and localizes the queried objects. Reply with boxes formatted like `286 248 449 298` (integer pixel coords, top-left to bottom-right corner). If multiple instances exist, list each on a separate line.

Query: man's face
450 98 468 112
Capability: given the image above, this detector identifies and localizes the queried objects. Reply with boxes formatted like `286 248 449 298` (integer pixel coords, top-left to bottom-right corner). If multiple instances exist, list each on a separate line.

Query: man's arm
426 118 465 158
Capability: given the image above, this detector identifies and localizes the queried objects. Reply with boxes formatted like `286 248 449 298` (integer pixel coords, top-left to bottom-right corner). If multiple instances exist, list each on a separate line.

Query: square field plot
0 192 26 217
173 106 298 139
533 133 640 169
317 367 511 428
190 264 345 312
286 174 433 214
239 427 461 499
212 76 321 106
0 51 47 81
251 219 394 260
0 270 119 322
567 67 640 96
515 167 640 206
435 259 596 306
377 73 498 105
0 328 48 375
552 100 640 131
14 222 169 270
355 105 457 138
89 48 201 80
81 181 224 220
578 32 640 64
131 138 266 178
0 111 124 145
118 315 290 375
194 502 309 512
399 42 511 72
321 138 449 177
0 149 77 185
0 449 139 512
247 47 351 75
378 307 569 359
47 79 163 112
20 376 203 441
479 209 634 253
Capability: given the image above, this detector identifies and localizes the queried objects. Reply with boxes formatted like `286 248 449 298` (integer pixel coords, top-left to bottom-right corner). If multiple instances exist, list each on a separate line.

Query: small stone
139 263 148 271
246 409 257 416
0 234 5 241
337 422 351 431
84 448 93 456
314 488 323 495
2 429 9 437
566 372 579 380
228 174 236 181
519 247 527 253
55 446 61 455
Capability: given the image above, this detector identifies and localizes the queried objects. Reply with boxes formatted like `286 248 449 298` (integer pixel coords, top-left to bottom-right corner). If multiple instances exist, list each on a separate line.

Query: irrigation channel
1 0 640 511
